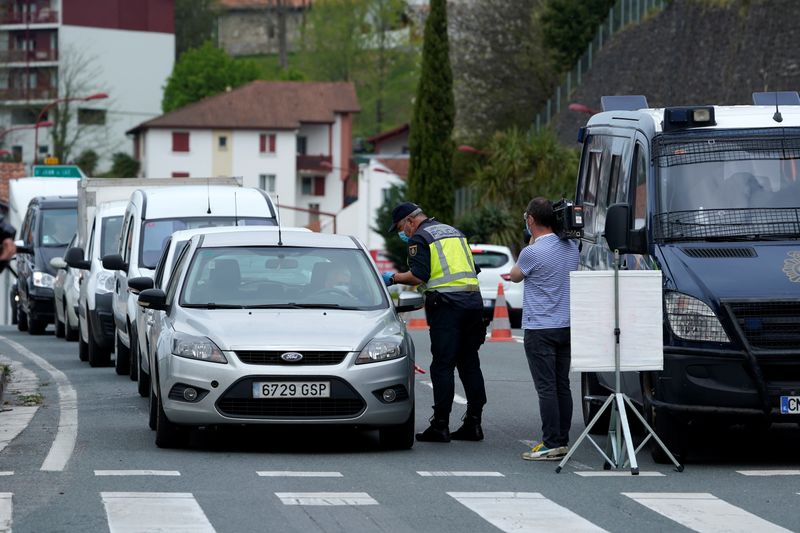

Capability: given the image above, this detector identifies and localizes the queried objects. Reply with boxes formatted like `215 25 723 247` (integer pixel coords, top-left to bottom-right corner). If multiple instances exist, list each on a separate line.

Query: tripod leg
556 394 615 473
615 393 639 474
623 395 684 472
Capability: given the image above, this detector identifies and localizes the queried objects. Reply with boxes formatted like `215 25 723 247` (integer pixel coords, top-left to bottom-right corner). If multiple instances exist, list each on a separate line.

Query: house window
172 132 190 152
78 108 106 125
218 136 227 150
259 133 276 154
309 203 320 223
259 174 276 192
302 176 325 196
172 172 189 178
11 108 37 125
38 145 48 155
297 136 307 155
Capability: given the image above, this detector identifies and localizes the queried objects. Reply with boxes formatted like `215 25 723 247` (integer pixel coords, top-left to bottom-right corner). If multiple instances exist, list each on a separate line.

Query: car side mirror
605 203 648 256
395 291 424 313
65 247 91 270
102 253 128 272
128 276 154 295
138 288 167 311
50 256 67 270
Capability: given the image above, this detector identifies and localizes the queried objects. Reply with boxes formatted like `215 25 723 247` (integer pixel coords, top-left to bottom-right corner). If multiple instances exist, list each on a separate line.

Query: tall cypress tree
407 0 455 223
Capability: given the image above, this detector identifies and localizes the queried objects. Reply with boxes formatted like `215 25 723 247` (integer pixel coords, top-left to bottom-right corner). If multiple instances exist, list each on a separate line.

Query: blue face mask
398 231 410 243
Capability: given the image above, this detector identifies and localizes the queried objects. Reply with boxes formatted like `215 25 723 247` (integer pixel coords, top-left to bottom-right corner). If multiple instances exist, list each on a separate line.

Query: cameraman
509 197 579 461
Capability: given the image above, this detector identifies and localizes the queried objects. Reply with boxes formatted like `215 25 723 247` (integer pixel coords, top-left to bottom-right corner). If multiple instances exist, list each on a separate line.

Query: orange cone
488 283 515 342
406 307 429 330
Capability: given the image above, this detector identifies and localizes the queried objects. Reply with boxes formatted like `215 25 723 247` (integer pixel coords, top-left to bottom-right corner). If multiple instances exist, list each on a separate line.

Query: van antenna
206 178 212 214
276 194 283 246
234 190 239 226
773 91 783 123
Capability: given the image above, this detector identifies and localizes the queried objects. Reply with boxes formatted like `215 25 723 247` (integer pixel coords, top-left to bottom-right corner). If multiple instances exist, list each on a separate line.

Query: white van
102 186 277 376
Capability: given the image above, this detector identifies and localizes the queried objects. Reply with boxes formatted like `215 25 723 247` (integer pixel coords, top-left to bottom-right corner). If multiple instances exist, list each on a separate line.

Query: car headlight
33 271 55 288
665 291 730 343
96 271 115 294
171 332 227 364
356 336 404 365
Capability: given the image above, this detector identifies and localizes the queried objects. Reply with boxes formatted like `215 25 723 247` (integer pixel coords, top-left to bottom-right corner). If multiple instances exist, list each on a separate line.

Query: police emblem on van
782 252 800 283
280 352 304 362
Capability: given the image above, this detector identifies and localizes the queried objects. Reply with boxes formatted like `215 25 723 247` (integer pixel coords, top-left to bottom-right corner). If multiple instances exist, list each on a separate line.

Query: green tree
299 0 369 82
372 182 409 270
107 152 140 178
175 0 219 59
162 41 260 113
407 0 455 223
74 149 99 177
539 0 615 71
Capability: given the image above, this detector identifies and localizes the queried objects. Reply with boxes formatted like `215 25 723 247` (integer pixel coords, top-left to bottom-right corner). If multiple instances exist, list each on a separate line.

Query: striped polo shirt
517 233 579 330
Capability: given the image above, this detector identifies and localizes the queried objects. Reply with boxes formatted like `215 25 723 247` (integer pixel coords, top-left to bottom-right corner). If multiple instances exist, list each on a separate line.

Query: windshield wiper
242 303 305 309
245 302 360 310
183 303 244 309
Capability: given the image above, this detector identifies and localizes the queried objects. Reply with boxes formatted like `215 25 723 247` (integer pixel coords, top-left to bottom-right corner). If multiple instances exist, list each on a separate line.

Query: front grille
235 351 348 365
682 247 756 258
217 398 365 418
725 301 800 350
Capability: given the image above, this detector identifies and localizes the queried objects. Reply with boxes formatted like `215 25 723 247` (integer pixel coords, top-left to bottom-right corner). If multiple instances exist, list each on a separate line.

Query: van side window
633 144 648 229
123 218 134 262
584 151 601 205
87 220 96 259
29 209 38 246
607 155 621 207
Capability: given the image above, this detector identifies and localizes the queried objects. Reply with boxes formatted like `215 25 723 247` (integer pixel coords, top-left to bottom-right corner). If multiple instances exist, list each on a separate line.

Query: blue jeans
523 328 572 448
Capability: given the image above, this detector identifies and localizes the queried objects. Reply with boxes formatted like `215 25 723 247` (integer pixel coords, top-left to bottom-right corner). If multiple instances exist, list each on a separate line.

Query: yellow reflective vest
415 222 479 293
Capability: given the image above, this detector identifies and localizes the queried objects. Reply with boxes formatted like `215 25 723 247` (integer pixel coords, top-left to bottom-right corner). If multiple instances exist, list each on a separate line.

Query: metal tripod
555 251 683 475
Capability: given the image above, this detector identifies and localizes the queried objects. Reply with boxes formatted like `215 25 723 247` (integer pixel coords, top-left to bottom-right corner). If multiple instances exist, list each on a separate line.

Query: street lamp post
33 92 108 166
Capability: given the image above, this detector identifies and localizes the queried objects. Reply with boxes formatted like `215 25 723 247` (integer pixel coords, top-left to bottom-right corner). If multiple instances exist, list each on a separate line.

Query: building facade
0 0 174 171
216 0 310 58
128 81 360 230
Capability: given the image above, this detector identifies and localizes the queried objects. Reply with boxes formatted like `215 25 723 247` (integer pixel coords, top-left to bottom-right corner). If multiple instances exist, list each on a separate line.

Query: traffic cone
405 307 429 330
488 283 515 342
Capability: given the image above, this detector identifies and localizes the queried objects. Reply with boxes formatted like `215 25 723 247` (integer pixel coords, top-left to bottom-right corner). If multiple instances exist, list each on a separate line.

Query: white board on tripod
570 270 663 371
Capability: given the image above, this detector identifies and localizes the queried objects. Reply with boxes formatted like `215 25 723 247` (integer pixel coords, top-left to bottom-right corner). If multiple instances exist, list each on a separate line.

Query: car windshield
101 215 123 257
180 246 388 310
40 208 78 247
653 129 800 241
472 250 510 268
140 217 273 268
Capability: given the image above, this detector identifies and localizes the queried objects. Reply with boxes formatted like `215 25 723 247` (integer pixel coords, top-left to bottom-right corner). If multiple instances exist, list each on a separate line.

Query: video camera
552 199 584 240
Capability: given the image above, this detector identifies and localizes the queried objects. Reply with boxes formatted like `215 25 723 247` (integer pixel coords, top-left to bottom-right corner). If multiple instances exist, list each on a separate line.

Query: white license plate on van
253 381 330 399
780 396 800 414
483 299 494 308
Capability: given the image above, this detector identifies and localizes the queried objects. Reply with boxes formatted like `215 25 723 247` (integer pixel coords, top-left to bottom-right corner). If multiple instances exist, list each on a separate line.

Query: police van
576 93 800 462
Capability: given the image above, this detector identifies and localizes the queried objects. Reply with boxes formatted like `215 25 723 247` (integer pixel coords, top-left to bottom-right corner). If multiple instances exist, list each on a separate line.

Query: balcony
0 86 57 101
0 49 58 63
296 154 332 173
0 10 59 25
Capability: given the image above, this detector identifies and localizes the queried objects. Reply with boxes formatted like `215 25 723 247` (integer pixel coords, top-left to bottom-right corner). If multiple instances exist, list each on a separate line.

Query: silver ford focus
138 228 422 449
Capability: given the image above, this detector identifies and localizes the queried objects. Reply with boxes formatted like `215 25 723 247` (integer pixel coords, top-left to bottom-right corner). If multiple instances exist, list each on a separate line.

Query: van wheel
148 375 158 430
379 407 415 450
79 331 89 362
129 329 139 382
54 310 65 338
581 373 610 435
17 305 28 332
155 386 186 448
28 316 47 335
88 316 111 367
643 374 687 464
138 367 151 398
65 305 79 342
114 331 130 376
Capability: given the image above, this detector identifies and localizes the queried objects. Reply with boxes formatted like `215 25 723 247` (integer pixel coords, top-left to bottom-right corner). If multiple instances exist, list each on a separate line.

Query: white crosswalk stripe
101 492 216 533
0 473 11 477
418 471 504 477
0 493 11 533
623 492 792 533
448 492 607 532
276 492 378 506
95 470 180 477
737 470 800 476
575 471 665 477
257 471 343 477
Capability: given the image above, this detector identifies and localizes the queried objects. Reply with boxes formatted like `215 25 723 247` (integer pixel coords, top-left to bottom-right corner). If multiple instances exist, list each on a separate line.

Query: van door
113 212 134 337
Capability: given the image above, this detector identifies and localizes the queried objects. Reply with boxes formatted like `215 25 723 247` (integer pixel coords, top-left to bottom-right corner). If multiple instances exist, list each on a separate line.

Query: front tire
54 307 65 338
28 316 47 335
581 373 610 435
379 407 415 450
17 305 28 332
88 316 111 367
155 386 186 448
148 376 158 430
65 307 79 342
129 329 139 382
643 373 688 464
114 331 130 376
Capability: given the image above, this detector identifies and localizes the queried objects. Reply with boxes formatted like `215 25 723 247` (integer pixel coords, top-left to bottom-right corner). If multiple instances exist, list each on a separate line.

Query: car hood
177 308 400 352
660 242 800 302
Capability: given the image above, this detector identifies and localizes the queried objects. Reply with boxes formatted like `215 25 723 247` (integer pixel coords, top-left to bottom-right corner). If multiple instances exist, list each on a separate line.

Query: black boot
415 417 450 443
450 414 483 441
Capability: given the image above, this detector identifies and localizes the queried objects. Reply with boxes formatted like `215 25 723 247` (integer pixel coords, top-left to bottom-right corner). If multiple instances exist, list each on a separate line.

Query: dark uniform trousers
425 291 487 420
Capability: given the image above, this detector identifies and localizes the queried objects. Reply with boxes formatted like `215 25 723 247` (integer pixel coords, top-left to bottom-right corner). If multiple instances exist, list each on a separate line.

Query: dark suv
16 196 78 334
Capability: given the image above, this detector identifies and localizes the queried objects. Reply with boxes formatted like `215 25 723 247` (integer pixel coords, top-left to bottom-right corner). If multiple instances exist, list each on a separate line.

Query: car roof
197 229 361 249
31 195 77 208
95 200 127 216
169 225 310 243
134 186 275 219
469 243 513 254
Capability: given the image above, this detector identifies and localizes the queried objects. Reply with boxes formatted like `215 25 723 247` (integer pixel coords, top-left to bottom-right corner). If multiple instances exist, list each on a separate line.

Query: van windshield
653 129 800 241
40 209 78 247
140 217 273 268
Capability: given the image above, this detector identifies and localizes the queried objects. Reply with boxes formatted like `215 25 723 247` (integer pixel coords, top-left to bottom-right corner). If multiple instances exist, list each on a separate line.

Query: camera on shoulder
552 199 584 240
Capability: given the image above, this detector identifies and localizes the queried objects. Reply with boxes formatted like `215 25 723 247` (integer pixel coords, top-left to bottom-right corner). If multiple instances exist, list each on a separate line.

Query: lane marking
623 492 791 533
95 470 181 477
0 473 12 476
519 440 594 470
737 470 800 476
419 380 467 405
102 492 216 533
0 336 77 472
417 471 504 477
257 471 343 478
575 471 665 477
0 407 39 454
449 492 607 532
0 493 11 533
276 492 378 506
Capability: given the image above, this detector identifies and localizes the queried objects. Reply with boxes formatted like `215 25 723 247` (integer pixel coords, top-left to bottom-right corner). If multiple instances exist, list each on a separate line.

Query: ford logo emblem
280 352 304 363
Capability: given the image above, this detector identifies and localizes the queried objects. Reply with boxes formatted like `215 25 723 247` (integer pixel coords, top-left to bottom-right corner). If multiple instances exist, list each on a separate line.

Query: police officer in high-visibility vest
383 202 487 442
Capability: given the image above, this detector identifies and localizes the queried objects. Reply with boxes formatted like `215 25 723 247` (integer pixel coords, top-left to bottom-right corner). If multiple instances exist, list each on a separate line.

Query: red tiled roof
366 123 409 144
218 0 311 9
377 158 409 179
128 81 360 134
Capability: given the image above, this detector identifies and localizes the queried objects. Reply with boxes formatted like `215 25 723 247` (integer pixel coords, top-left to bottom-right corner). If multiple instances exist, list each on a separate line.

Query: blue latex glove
382 271 396 286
